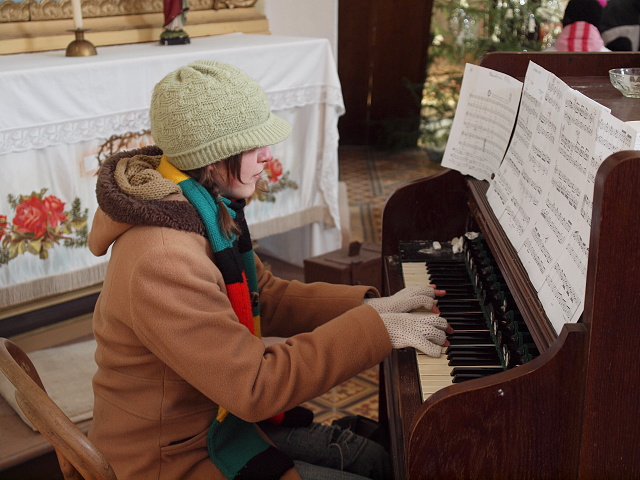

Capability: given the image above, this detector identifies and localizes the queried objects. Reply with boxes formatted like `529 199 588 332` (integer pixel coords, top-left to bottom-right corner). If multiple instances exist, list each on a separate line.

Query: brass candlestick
66 29 97 57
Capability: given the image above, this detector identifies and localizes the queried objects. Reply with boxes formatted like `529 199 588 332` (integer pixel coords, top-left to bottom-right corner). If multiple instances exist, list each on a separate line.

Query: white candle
71 0 83 30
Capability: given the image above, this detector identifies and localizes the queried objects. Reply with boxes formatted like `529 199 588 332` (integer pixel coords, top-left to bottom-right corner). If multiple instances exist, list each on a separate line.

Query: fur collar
96 146 206 237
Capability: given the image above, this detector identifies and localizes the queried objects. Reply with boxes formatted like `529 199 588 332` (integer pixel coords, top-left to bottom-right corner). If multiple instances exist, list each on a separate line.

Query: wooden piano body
380 52 640 480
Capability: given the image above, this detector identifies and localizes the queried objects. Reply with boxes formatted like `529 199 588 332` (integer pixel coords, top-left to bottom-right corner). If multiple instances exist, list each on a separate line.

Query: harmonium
379 52 640 480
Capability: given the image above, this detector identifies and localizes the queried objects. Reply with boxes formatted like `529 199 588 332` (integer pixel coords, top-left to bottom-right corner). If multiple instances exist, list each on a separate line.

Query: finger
445 324 454 334
432 304 441 314
422 325 447 345
429 285 446 297
422 316 449 330
416 328 449 357
416 340 443 358
406 285 436 299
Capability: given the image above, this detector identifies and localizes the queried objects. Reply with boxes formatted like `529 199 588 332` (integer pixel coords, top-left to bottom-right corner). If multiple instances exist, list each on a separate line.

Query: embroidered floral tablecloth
0 34 345 309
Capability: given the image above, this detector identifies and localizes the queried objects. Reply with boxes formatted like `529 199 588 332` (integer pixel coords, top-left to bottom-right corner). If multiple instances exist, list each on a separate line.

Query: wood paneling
338 0 434 145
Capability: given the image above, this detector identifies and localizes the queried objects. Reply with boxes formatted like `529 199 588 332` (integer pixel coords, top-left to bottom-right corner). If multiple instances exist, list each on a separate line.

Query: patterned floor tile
340 147 443 244
303 367 380 424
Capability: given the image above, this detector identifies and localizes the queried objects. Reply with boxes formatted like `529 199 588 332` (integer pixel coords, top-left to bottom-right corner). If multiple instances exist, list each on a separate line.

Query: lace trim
270 84 345 111
1 110 150 156
1 85 345 155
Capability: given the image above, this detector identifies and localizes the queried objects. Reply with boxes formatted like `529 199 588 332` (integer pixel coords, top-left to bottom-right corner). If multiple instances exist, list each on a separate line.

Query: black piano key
439 302 482 309
426 260 466 266
438 307 484 316
448 356 502 366
426 267 468 273
438 294 480 302
430 277 473 285
447 333 494 345
445 345 498 355
439 285 476 292
451 366 504 382
452 373 489 383
428 272 470 279
441 314 485 320
447 348 501 361
447 321 488 330
448 352 500 360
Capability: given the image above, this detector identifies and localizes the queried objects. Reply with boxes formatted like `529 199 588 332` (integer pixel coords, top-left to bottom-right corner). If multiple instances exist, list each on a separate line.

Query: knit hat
150 60 292 171
562 0 603 27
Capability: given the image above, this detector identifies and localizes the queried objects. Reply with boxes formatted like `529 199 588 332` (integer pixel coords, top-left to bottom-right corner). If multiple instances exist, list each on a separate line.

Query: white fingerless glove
380 313 448 357
364 285 436 314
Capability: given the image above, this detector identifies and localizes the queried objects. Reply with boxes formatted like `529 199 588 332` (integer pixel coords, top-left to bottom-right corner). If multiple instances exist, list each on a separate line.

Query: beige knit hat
150 60 292 171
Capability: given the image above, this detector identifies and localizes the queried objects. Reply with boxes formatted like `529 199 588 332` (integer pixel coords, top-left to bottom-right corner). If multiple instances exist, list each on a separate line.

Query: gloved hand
364 285 443 314
380 313 452 357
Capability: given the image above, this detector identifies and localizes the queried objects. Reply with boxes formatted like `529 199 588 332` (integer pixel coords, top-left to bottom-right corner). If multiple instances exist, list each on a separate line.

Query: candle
71 0 83 30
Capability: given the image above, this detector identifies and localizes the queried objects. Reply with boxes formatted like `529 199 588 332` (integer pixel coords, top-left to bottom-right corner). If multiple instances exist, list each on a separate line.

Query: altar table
0 33 345 309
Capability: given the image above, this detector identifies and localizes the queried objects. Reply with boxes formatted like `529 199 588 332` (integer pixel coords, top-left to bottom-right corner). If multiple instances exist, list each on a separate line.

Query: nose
257 146 272 163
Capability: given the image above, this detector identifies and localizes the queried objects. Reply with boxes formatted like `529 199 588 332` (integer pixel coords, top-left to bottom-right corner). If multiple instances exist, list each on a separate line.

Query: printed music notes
443 61 640 333
441 63 523 181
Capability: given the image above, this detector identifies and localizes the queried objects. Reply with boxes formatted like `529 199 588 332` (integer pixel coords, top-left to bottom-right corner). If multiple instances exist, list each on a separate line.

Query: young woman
88 60 451 480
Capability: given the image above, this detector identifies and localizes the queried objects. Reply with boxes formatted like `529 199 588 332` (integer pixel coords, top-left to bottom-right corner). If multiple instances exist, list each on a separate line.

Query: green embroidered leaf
26 240 41 255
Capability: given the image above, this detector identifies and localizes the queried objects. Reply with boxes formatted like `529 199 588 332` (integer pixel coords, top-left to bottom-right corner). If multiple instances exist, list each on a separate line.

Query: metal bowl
609 68 640 99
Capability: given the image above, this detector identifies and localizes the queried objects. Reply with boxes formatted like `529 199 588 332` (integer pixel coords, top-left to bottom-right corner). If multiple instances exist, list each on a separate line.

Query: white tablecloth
0 34 344 308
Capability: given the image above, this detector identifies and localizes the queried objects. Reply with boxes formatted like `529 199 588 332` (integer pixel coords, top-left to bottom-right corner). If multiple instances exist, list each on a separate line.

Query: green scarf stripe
207 414 270 479
178 178 235 250
178 179 246 284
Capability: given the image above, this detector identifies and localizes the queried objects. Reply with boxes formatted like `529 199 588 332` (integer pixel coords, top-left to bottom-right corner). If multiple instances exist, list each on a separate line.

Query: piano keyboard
400 236 538 401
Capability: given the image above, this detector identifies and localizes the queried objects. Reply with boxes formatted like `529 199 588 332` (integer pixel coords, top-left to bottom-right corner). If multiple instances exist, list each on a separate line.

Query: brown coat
87 147 392 479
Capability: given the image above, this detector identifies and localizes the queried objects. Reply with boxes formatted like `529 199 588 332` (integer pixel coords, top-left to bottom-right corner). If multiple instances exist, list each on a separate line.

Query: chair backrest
0 337 117 480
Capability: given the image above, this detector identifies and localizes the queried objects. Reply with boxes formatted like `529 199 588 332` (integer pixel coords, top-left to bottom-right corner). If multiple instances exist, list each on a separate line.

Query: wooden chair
0 337 117 480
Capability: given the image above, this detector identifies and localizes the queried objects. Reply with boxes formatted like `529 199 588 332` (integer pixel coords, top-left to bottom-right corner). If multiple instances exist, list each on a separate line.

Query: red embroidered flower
0 215 7 239
42 195 67 229
13 196 48 238
265 158 283 183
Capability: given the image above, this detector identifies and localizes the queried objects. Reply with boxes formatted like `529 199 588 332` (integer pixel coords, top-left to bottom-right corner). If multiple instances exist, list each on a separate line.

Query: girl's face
217 146 272 199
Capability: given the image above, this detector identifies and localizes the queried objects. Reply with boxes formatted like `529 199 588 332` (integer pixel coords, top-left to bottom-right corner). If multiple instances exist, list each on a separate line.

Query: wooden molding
0 7 269 54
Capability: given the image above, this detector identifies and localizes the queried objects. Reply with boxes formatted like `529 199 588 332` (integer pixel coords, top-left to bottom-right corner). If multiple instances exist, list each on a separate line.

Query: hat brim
167 112 292 171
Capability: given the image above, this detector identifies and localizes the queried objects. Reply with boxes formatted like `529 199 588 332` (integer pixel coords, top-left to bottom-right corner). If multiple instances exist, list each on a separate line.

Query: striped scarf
158 156 293 479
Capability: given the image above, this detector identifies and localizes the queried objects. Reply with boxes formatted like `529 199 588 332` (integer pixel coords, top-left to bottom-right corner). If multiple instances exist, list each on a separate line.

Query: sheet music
445 61 639 334
518 88 605 289
441 63 523 181
487 63 550 219
539 114 639 333
488 64 559 246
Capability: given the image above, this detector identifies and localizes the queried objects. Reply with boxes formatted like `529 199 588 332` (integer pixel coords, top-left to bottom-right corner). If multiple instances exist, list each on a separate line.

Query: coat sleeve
126 239 391 423
254 254 381 338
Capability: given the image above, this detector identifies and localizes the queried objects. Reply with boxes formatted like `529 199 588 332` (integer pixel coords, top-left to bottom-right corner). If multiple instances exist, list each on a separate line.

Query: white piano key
405 262 453 400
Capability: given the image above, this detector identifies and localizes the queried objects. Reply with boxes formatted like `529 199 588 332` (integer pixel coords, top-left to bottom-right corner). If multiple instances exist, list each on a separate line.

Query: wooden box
303 242 382 292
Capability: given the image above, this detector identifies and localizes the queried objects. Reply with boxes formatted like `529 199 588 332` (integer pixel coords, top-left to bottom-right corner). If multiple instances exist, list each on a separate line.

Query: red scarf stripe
226 281 255 334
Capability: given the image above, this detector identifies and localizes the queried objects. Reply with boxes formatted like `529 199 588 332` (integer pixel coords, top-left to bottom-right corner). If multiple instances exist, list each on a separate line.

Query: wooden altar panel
0 0 268 54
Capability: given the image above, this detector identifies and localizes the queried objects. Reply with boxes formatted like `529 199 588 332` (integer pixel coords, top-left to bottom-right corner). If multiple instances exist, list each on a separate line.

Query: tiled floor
262 145 443 424
339 145 444 244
